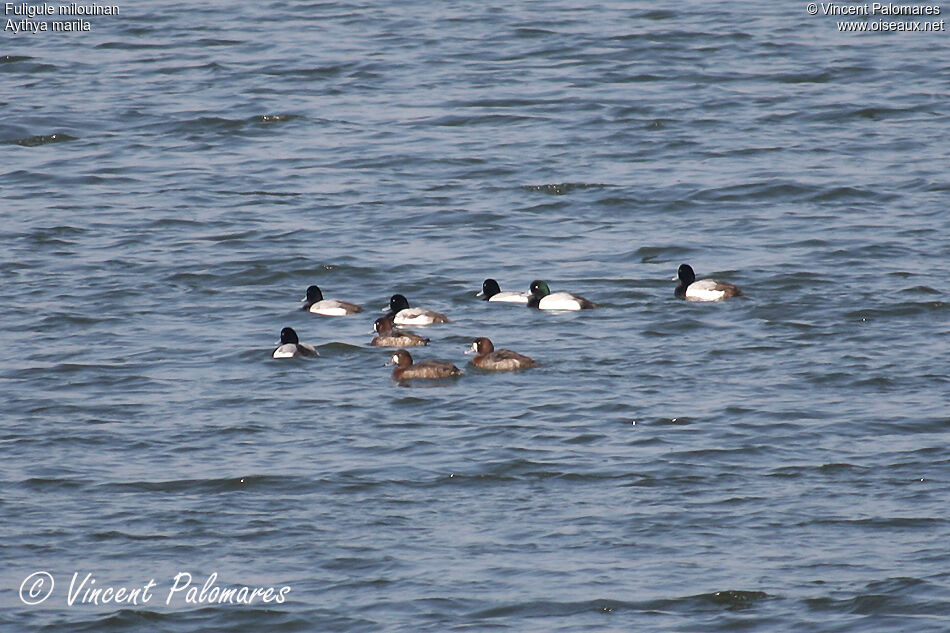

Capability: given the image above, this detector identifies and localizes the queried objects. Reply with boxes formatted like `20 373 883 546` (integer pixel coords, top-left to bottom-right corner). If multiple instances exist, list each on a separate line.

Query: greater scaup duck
301 285 363 316
527 280 596 310
674 264 742 301
371 315 430 347
385 294 450 325
466 337 537 371
273 327 319 358
387 349 462 380
476 278 529 303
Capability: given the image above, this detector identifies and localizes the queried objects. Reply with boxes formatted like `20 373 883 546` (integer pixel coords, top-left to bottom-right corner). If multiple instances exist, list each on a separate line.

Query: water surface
2 2 949 631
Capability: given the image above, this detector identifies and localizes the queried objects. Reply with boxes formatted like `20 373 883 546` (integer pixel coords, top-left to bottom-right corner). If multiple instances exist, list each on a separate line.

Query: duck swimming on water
466 337 537 371
527 280 596 311
387 349 462 380
674 264 742 302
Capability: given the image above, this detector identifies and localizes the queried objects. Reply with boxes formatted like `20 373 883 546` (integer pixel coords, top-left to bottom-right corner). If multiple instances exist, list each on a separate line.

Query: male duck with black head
466 337 537 371
272 327 319 359
301 285 363 316
385 294 450 325
527 280 596 311
387 349 462 380
476 278 529 304
674 264 742 302
371 315 430 347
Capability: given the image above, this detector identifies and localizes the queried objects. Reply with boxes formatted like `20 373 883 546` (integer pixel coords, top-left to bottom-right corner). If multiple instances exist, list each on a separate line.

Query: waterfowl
371 315 429 347
301 285 363 316
674 264 742 301
385 294 450 325
466 337 537 371
477 278 529 303
273 327 319 358
527 280 596 310
387 349 462 380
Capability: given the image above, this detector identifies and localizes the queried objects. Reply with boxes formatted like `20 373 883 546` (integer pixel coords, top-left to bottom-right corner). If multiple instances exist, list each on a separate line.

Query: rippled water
2 2 949 631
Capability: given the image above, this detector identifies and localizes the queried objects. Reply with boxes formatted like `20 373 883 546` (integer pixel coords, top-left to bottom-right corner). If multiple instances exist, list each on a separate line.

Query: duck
527 280 596 310
466 337 537 371
476 278 529 303
371 315 430 347
272 327 319 358
385 294 450 325
301 285 363 316
674 264 742 301
387 349 462 380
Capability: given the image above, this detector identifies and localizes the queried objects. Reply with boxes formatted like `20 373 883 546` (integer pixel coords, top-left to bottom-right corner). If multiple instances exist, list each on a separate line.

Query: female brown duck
387 349 462 380
466 337 537 371
371 315 429 347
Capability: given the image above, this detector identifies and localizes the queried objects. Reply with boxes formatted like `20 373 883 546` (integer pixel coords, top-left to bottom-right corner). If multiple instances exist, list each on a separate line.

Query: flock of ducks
273 264 742 381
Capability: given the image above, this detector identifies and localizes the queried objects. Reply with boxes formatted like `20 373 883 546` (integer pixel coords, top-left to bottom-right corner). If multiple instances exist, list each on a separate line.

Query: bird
301 285 363 316
272 327 319 358
385 294 450 325
674 264 742 301
371 315 430 347
527 280 596 310
476 278 529 303
466 337 537 371
387 349 462 380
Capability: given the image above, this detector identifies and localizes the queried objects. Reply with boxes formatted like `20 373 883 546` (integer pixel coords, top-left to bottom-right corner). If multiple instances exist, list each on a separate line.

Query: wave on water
6 133 78 147
470 590 770 619
523 183 614 195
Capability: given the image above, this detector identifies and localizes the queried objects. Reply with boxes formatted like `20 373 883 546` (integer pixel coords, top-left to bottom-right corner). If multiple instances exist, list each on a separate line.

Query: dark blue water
2 2 949 631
